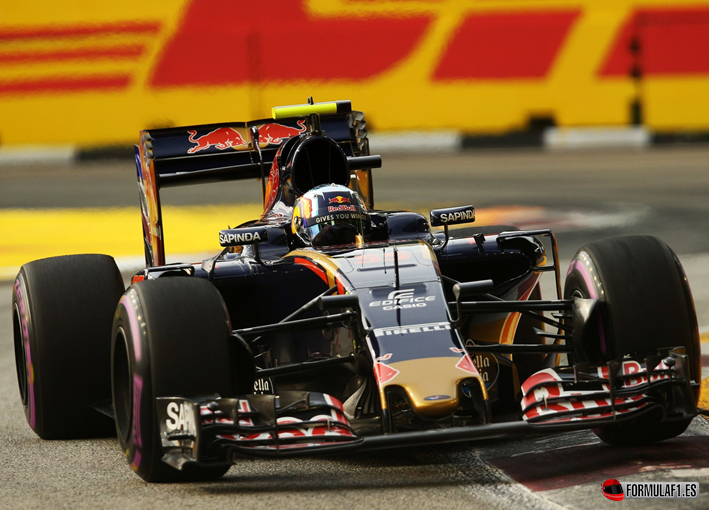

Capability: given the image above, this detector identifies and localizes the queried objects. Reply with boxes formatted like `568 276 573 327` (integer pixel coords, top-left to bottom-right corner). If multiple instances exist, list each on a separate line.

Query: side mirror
429 205 475 227
430 205 475 252
347 155 382 170
318 294 360 311
452 279 494 300
219 226 269 247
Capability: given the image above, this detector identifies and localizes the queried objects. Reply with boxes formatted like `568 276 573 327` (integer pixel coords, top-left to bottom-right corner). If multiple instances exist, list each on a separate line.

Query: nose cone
385 357 484 419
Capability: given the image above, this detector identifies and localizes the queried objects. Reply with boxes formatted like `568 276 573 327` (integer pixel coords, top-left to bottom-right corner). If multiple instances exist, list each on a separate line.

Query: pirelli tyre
112 277 240 483
564 235 700 446
12 254 124 439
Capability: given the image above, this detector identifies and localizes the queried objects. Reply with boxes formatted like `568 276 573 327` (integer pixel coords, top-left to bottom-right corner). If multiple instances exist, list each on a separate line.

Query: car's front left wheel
112 277 239 482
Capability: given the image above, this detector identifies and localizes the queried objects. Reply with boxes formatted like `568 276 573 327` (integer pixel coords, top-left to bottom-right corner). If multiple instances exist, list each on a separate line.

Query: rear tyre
12 254 124 439
564 236 700 446
112 277 242 482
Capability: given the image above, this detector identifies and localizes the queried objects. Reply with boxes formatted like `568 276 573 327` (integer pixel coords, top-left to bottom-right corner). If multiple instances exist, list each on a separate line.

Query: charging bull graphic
329 196 351 204
187 127 248 154
450 347 480 376
374 353 400 385
257 119 306 145
188 121 307 154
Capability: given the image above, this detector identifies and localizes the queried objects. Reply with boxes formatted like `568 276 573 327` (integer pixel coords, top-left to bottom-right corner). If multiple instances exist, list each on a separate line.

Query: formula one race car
12 99 702 482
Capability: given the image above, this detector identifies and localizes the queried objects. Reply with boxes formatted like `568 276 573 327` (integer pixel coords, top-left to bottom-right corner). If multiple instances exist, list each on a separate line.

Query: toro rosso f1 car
12 99 703 482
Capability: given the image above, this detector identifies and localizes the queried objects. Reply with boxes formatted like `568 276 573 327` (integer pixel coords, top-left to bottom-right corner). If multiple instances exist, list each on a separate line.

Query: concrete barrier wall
1 0 709 148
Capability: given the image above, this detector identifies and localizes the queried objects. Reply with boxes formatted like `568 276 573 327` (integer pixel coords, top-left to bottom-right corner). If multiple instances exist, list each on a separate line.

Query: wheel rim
113 327 133 443
13 304 28 408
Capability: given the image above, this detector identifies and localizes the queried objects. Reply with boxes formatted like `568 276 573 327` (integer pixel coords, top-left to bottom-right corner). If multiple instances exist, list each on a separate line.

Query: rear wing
135 100 370 267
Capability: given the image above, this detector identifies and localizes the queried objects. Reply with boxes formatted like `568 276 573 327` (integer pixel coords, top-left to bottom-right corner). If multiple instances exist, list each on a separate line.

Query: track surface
2 146 709 508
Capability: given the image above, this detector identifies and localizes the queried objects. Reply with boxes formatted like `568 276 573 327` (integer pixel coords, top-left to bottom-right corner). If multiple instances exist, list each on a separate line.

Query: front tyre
564 236 700 446
112 277 236 482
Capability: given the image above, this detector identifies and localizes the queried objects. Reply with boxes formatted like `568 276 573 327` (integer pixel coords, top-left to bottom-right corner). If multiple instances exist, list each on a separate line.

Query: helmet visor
304 212 367 247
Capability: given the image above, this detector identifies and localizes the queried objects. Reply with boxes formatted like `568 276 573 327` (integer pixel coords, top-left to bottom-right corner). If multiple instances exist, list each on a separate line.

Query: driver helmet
291 184 369 248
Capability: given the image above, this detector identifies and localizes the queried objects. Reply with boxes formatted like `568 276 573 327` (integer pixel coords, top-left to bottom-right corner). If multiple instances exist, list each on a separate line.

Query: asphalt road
2 145 709 508
3 144 709 257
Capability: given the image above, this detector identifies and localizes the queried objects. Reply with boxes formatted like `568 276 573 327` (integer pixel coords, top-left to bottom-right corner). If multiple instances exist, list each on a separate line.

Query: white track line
430 450 570 510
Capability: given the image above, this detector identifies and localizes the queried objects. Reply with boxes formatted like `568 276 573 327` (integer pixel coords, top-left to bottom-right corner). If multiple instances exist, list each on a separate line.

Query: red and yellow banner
1 0 709 147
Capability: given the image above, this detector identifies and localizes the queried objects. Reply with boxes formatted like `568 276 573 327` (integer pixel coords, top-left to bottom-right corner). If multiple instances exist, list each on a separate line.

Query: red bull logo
329 196 351 204
187 128 248 154
450 347 480 376
374 353 399 385
455 354 479 375
257 119 306 145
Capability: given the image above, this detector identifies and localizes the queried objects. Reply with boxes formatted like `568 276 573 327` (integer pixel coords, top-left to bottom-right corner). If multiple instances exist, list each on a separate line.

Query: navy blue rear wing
134 102 369 267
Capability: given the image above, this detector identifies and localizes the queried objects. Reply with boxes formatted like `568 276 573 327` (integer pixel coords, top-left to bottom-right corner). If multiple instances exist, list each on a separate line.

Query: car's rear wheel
112 277 244 482
564 235 700 445
12 254 124 439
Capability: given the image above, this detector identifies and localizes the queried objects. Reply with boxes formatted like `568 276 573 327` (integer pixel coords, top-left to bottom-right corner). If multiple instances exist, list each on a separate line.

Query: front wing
520 349 696 425
157 350 698 469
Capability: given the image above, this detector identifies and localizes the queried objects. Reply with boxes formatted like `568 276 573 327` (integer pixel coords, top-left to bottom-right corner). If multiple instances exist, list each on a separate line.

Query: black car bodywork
11 100 701 482
129 100 700 472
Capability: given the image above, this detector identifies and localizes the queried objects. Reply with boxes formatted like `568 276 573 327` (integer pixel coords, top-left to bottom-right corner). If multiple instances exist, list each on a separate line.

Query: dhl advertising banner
1 0 709 148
